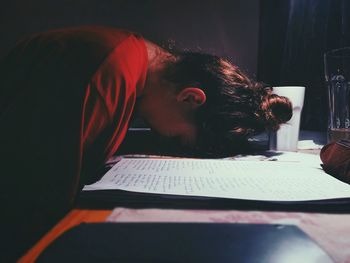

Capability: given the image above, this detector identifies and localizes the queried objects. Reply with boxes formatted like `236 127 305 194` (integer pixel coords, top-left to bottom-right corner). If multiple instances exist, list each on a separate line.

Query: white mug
269 86 305 152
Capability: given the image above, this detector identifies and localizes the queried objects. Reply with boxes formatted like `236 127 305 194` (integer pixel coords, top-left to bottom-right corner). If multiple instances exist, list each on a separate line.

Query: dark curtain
258 0 350 131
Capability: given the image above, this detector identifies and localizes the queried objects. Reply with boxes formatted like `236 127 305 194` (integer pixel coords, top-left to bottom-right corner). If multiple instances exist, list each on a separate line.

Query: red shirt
0 25 148 209
79 27 148 182
0 26 149 260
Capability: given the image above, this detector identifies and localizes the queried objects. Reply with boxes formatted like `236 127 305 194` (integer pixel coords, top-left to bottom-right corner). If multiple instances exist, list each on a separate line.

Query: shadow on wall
0 0 259 78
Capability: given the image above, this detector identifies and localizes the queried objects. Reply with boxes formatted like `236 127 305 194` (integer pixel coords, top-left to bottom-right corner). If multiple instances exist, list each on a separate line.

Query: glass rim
324 47 350 58
272 86 305 89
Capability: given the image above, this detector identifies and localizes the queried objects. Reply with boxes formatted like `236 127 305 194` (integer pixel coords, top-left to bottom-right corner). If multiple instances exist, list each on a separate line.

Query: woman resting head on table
0 26 292 261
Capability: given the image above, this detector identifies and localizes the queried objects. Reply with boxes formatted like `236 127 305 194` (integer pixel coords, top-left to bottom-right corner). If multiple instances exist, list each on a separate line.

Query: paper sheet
83 158 350 202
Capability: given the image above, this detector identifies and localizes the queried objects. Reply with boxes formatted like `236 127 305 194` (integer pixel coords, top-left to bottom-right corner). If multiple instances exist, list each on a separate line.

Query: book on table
79 157 350 211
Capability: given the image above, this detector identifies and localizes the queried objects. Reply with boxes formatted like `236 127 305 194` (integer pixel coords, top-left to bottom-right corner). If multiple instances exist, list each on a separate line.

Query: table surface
19 209 111 263
20 131 335 262
20 207 350 263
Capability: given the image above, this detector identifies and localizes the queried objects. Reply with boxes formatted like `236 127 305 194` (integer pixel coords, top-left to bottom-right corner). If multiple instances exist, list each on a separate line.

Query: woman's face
137 83 206 146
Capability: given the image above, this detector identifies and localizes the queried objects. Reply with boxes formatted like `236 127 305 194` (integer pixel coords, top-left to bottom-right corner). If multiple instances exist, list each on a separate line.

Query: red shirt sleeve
81 34 148 175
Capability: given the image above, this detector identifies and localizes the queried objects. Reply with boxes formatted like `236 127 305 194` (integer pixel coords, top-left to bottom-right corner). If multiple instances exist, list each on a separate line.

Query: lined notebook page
83 158 350 201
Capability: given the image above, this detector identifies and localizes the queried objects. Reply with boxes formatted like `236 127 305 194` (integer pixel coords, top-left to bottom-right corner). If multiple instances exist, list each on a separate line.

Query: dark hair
163 52 292 156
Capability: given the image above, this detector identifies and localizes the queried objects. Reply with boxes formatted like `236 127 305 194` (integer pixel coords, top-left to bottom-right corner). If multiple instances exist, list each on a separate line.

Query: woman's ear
176 87 206 108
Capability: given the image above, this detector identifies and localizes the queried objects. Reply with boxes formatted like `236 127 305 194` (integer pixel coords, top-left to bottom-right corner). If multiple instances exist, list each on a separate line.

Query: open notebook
80 154 350 211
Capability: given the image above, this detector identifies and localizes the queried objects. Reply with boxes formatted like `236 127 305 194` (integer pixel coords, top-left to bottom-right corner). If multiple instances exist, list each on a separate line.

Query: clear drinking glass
324 47 350 142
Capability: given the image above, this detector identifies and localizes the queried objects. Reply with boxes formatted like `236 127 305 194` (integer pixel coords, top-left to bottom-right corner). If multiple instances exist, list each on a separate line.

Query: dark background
258 0 350 131
1 0 350 131
0 0 260 76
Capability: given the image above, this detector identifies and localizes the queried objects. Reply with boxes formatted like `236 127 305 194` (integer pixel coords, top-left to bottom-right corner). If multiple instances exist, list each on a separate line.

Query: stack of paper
83 158 350 203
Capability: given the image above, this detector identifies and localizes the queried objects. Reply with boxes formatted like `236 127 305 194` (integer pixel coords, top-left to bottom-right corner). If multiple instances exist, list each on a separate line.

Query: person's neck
135 40 176 120
144 40 175 74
